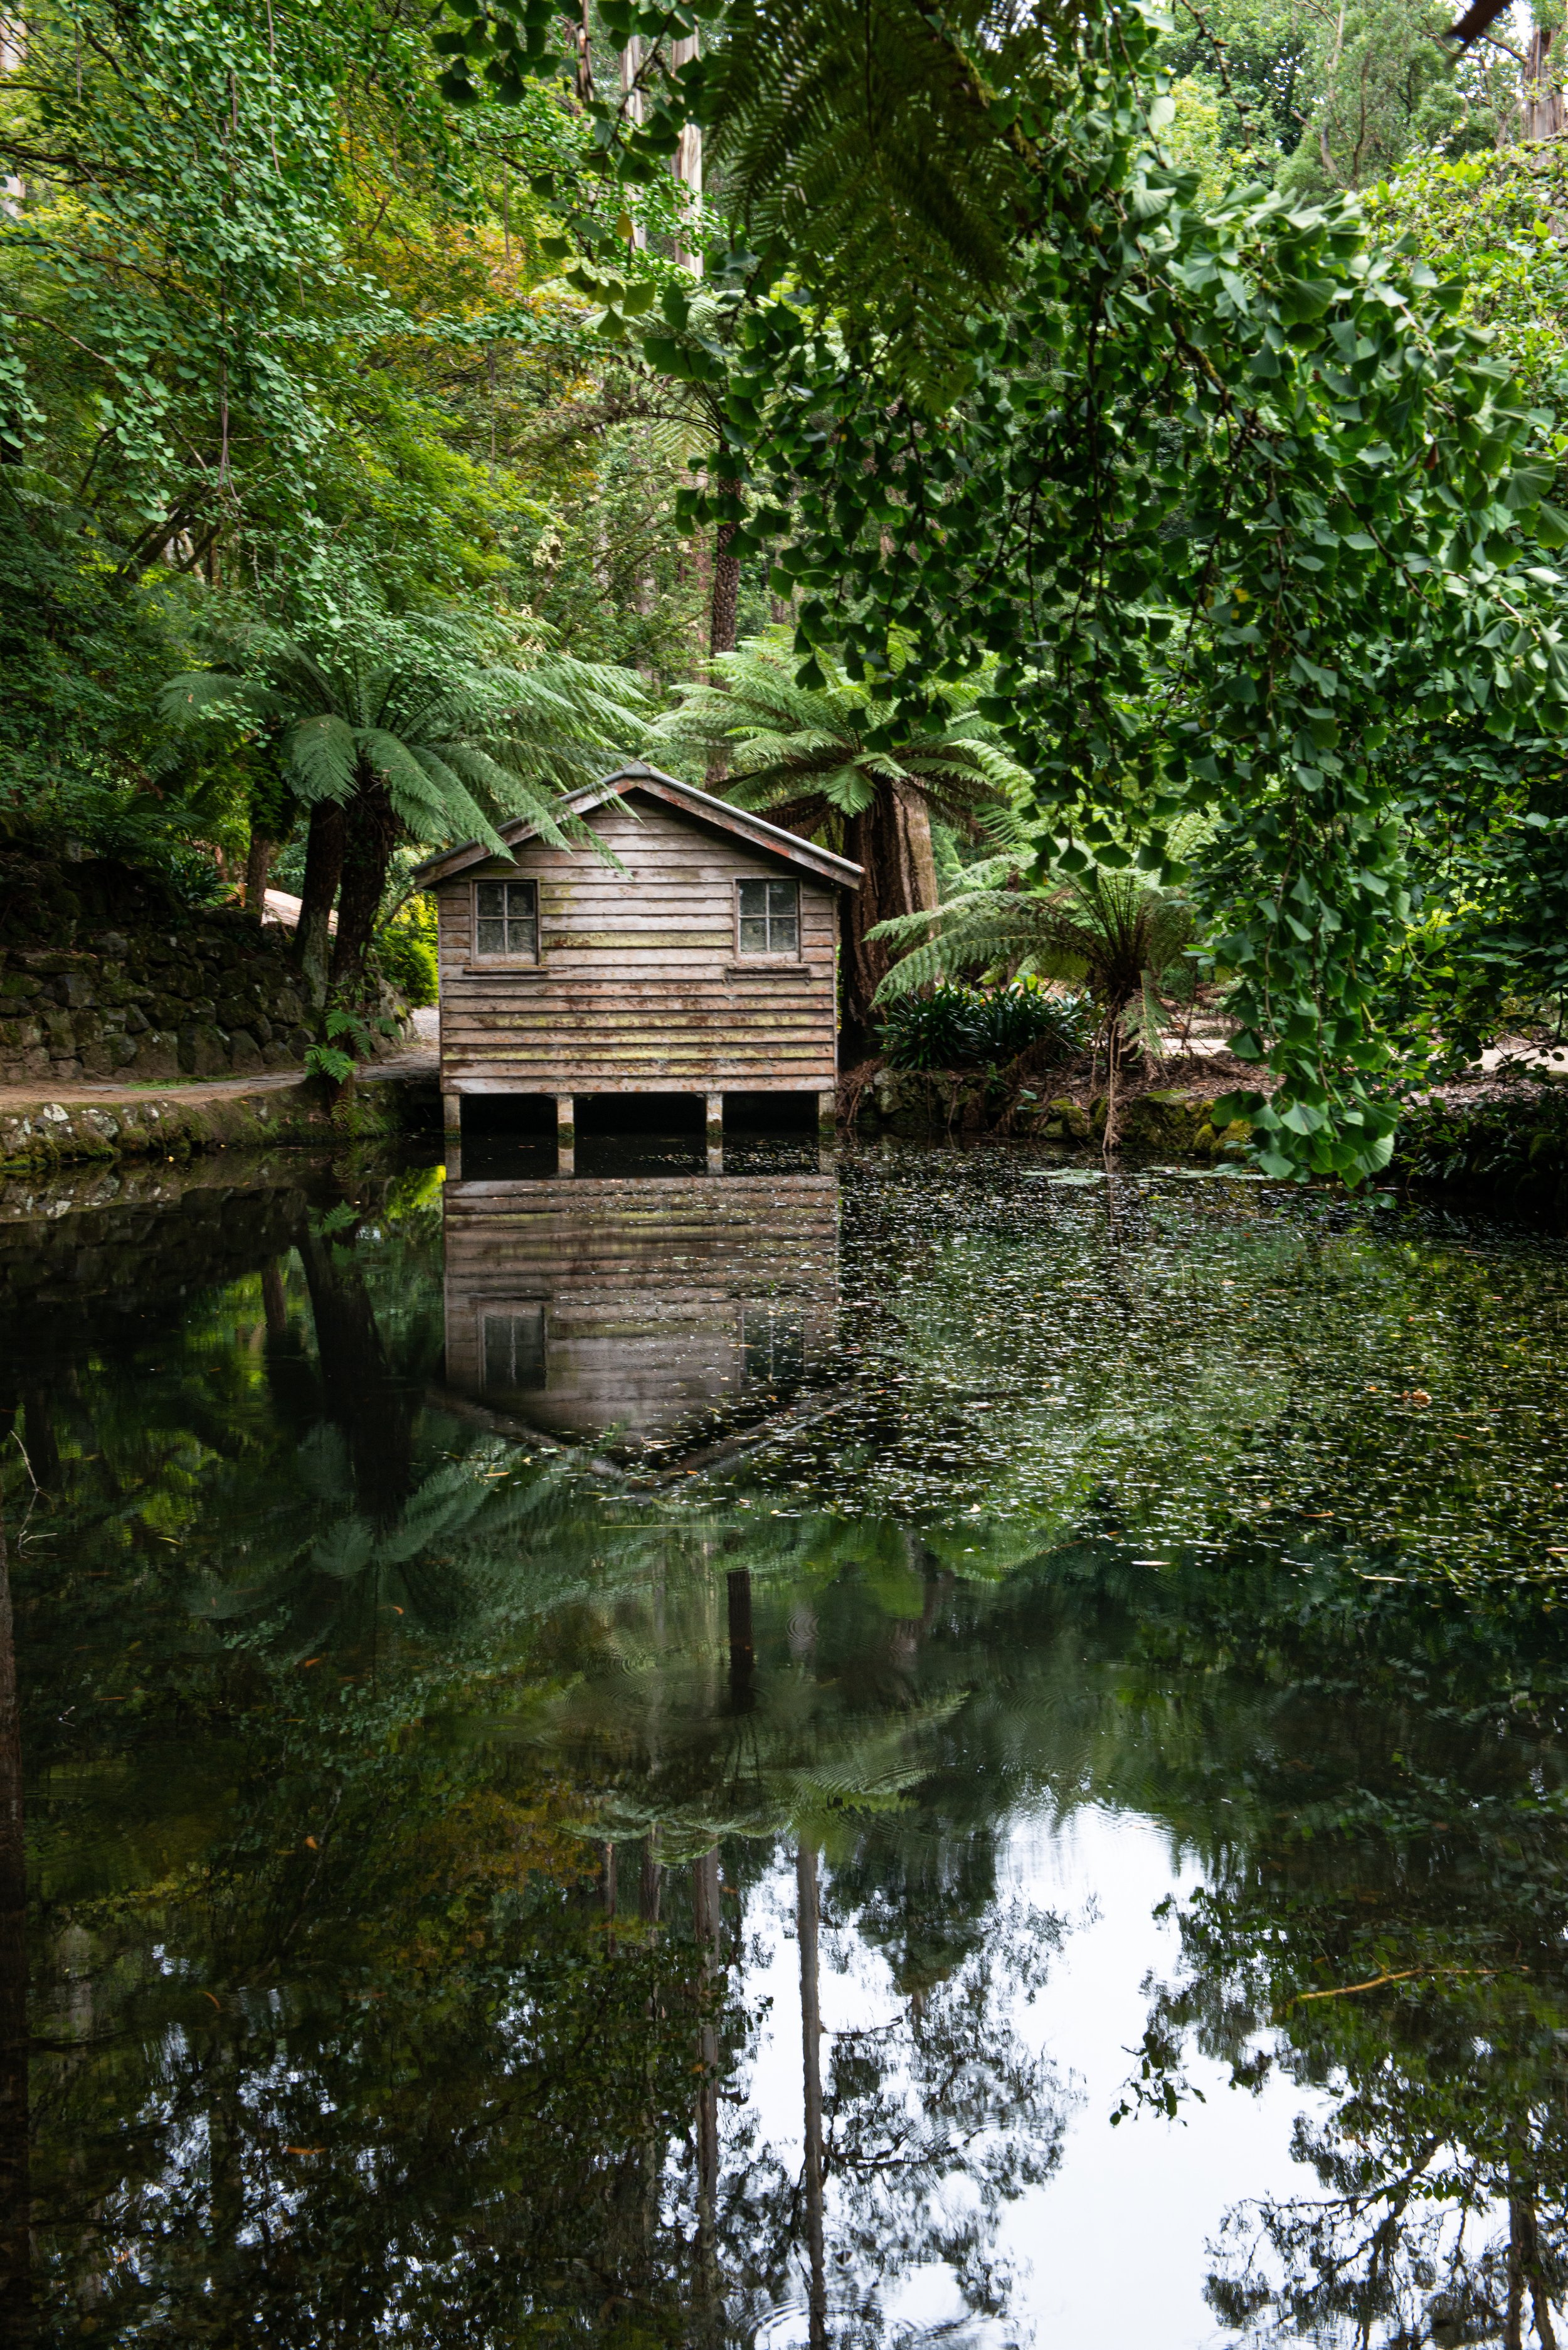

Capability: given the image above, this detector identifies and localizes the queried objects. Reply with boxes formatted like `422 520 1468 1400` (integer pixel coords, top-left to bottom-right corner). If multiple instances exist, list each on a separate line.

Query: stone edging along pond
856 1065 1568 1198
0 1073 428 1176
7 1058 1568 1196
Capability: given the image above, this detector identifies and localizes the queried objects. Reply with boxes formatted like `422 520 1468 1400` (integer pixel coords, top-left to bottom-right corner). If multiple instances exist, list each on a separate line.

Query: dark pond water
3 1138 1568 2346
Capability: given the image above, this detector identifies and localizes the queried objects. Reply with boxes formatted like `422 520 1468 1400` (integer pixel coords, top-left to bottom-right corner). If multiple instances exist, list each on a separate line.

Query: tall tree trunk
691 1847 723 2308
332 774 398 1000
726 1568 753 1710
620 40 646 246
796 1841 827 2349
703 487 744 787
1523 25 1565 138
670 36 702 276
294 800 346 1015
840 781 938 1057
1507 2179 1558 2350
243 829 273 927
639 1833 662 1926
0 1501 30 2345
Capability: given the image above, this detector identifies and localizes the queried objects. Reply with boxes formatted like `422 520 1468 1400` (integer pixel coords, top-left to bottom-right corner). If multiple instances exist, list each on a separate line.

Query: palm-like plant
649 633 1031 1043
162 611 648 1007
871 856 1197 1142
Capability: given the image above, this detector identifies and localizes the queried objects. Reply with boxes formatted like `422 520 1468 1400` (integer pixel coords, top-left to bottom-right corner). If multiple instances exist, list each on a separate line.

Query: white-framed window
736 877 800 957
482 1307 546 1394
474 878 539 960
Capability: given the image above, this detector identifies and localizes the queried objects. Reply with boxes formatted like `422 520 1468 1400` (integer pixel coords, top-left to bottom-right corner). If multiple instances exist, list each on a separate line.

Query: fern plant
871 857 1197 1141
162 609 647 1009
649 631 1031 1041
878 981 1088 1073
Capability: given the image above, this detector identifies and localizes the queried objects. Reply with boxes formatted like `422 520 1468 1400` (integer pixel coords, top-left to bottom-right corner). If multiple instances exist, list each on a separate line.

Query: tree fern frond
283 714 359 805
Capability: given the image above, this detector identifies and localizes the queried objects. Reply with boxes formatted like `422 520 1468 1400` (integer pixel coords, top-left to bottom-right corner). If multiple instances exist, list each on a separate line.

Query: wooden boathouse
413 762 862 1167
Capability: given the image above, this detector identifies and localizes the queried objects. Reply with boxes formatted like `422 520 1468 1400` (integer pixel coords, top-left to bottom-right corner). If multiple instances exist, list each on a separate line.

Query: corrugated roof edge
410 760 864 892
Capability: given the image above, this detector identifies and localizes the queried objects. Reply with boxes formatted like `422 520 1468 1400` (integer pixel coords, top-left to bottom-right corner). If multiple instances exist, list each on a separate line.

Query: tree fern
871 857 1197 1140
162 609 647 1007
650 630 1032 1041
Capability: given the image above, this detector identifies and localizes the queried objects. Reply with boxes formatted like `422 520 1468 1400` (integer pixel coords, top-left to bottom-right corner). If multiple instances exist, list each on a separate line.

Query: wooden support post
442 1091 462 1136
556 1093 575 1177
706 1090 724 1176
818 1089 837 1171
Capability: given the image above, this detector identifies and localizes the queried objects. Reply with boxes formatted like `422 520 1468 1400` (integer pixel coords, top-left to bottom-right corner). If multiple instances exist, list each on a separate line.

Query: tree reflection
1104 1564 1568 2349
0 1494 29 2347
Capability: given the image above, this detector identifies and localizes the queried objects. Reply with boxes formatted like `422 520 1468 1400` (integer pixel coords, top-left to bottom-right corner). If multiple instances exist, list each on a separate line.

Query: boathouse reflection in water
438 1161 839 1448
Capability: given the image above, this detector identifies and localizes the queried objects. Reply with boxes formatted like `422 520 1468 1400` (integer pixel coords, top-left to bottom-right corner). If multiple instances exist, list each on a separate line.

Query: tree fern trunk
294 800 346 1014
841 782 938 1055
332 774 398 1000
243 829 273 926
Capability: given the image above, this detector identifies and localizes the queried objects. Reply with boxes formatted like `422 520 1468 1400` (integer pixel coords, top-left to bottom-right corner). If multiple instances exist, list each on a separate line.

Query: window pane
475 918 506 956
768 881 799 952
506 881 537 918
738 880 766 917
506 915 538 958
476 881 505 917
739 915 768 954
484 1309 545 1393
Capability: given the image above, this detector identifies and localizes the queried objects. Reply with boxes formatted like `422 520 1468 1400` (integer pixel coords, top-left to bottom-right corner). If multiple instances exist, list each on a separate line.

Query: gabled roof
411 761 864 892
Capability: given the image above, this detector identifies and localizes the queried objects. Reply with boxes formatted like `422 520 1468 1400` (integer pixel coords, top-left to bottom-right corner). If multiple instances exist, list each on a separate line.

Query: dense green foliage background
7 0 1568 1160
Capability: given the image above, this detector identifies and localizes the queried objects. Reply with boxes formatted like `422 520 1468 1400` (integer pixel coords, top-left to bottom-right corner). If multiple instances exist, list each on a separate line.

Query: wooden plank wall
440 1172 839 1443
436 794 840 1095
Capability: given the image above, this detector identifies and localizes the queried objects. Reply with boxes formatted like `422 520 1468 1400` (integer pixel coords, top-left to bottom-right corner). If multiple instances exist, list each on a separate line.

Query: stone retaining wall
0 911 408 1089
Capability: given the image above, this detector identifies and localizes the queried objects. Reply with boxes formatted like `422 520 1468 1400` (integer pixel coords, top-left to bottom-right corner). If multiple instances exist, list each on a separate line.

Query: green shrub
371 893 438 1006
1393 1090 1568 1198
878 981 1088 1071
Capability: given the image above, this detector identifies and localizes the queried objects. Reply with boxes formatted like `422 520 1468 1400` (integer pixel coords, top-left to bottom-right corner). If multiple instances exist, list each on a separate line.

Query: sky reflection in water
4 1138 1568 2347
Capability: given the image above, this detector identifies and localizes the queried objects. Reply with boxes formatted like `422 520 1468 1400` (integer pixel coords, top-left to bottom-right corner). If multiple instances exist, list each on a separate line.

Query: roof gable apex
411 762 863 891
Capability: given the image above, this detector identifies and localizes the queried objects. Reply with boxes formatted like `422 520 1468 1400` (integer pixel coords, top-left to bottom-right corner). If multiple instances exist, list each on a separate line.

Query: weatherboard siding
440 1172 840 1442
434 794 841 1095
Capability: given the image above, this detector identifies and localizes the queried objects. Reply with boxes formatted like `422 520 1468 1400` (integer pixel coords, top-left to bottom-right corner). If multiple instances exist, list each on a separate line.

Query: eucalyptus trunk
294 800 347 1015
691 1846 723 2310
1522 25 1565 137
842 782 938 1055
796 1841 827 2349
704 488 744 787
